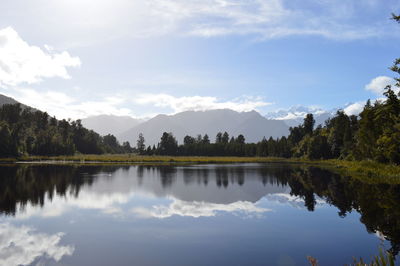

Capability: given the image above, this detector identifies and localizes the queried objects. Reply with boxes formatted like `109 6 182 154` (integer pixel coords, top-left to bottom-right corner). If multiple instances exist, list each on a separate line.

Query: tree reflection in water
0 164 399 255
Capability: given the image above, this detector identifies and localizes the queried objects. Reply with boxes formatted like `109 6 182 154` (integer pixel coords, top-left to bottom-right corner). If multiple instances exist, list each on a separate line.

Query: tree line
137 84 398 164
0 104 133 157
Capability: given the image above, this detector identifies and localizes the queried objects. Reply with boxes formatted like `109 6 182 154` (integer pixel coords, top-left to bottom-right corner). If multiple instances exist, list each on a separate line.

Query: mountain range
1 93 338 147
117 109 289 146
81 115 142 136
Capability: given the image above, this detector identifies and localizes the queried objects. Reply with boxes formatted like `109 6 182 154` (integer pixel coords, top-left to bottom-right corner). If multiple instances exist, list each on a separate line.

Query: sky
0 0 399 119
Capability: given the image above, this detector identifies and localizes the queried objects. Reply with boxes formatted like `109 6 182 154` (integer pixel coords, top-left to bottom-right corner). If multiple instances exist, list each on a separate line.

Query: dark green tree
158 132 178 155
137 133 146 154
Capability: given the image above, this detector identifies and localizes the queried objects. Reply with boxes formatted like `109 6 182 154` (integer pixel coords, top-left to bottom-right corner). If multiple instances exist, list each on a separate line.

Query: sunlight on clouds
3 0 394 48
344 102 366 116
365 76 397 95
134 94 271 113
0 223 74 266
132 199 270 218
343 76 398 116
0 27 80 87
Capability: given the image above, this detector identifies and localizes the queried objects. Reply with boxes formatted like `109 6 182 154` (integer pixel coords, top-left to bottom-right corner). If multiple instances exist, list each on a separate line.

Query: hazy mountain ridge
81 115 142 136
0 94 38 111
118 109 289 146
0 94 19 106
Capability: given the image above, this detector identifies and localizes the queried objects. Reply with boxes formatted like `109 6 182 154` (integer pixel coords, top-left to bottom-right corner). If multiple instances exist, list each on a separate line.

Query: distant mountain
265 106 336 127
118 109 289 146
81 115 142 137
0 94 19 106
0 93 35 111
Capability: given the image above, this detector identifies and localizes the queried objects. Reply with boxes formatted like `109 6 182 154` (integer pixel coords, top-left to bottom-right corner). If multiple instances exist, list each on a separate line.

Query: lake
0 163 398 266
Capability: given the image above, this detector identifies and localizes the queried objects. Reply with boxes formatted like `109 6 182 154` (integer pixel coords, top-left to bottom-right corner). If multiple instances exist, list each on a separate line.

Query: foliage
0 104 132 157
350 248 395 266
136 133 145 154
308 248 395 266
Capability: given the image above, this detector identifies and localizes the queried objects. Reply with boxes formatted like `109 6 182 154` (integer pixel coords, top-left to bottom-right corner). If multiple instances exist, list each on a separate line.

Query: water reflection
0 164 400 257
132 199 270 219
0 223 74 265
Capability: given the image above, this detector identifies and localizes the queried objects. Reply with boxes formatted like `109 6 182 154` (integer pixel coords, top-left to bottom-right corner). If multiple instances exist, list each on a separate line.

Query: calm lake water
0 163 398 266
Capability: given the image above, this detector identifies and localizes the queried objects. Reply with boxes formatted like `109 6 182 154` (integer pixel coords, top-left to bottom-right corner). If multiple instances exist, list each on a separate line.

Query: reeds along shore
5 154 400 184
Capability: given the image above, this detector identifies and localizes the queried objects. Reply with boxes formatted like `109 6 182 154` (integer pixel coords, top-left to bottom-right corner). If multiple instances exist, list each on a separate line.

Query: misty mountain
118 109 289 146
0 94 37 111
265 106 336 127
0 94 19 106
81 115 142 137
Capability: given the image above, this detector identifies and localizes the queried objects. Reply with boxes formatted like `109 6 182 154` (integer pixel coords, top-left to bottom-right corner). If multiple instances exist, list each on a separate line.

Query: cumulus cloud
365 76 396 95
134 93 271 113
132 199 270 218
0 223 74 265
0 27 80 87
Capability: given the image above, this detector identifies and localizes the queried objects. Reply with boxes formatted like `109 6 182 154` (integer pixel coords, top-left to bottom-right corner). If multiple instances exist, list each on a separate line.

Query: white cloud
138 0 393 41
365 76 396 95
134 93 271 113
132 199 270 218
2 0 395 49
344 101 366 116
4 88 270 119
0 223 74 266
14 188 134 219
5 88 133 120
0 27 80 87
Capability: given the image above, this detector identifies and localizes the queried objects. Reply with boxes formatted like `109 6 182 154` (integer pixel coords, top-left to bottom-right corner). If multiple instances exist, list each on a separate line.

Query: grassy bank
319 159 400 184
17 154 304 163
3 154 400 184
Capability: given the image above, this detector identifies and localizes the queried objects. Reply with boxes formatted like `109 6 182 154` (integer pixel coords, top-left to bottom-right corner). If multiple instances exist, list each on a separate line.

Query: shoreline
1 155 399 184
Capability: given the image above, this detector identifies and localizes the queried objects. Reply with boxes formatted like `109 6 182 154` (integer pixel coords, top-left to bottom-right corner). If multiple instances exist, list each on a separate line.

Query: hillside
118 109 289 146
0 94 19 106
81 115 141 136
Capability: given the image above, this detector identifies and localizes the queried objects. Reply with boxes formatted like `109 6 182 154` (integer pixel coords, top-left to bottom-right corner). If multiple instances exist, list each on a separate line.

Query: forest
0 103 133 157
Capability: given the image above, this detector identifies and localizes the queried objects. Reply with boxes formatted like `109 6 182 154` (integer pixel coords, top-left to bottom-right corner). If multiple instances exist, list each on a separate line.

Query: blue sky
0 0 399 119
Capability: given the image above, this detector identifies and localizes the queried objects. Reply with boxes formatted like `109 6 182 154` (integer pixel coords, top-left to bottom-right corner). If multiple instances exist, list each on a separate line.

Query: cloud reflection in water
0 223 74 266
132 199 271 219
